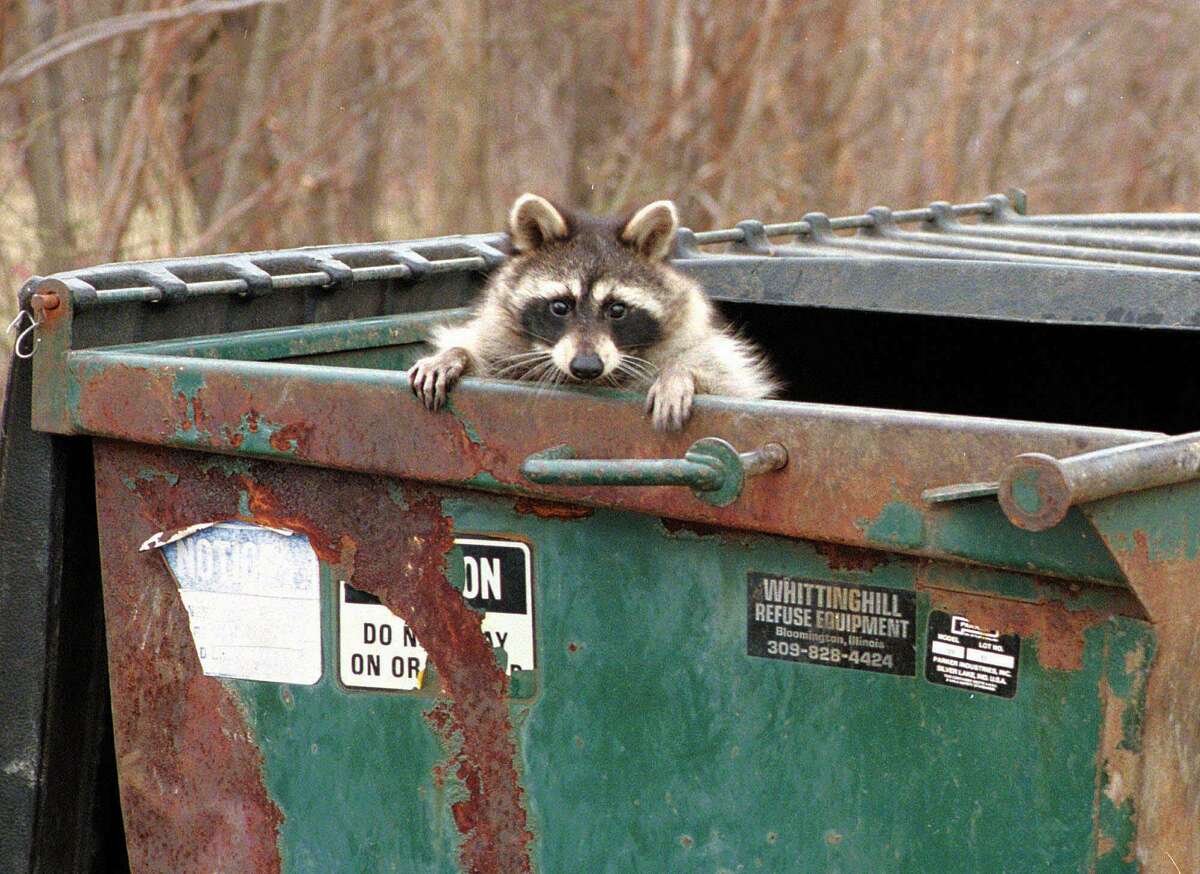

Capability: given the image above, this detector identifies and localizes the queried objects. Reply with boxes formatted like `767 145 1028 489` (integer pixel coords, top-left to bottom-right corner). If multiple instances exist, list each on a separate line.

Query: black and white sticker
924 611 1020 698
339 537 534 691
747 573 916 676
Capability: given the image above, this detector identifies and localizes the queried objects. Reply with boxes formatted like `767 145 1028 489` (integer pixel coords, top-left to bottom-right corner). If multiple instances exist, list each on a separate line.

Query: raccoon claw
645 369 695 432
409 348 468 411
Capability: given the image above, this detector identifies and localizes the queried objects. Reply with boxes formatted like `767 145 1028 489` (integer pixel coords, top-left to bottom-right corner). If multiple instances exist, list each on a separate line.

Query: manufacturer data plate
747 573 916 676
339 537 534 691
924 610 1020 698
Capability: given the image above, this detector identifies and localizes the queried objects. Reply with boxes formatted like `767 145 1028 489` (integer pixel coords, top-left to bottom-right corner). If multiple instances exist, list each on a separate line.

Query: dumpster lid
24 189 1200 340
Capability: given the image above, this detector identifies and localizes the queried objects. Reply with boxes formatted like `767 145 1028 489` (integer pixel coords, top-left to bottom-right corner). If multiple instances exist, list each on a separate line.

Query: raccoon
408 193 780 430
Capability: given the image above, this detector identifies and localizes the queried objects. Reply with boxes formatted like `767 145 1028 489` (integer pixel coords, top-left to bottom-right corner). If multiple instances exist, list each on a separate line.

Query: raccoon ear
509 193 569 252
620 200 678 261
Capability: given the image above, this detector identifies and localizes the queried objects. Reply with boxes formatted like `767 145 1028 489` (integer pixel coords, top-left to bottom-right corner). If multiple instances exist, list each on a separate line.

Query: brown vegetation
3 0 1200 377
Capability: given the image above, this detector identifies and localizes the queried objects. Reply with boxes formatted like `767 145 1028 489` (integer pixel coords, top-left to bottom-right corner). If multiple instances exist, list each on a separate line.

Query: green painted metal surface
231 565 460 873
222 487 1148 872
920 500 1127 585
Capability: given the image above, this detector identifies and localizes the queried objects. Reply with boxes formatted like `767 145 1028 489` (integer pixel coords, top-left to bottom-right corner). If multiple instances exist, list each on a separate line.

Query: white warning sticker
338 581 429 690
338 537 534 691
153 521 323 685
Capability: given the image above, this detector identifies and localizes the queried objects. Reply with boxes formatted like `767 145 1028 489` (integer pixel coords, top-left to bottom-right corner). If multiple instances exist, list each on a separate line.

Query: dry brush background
3 0 1200 386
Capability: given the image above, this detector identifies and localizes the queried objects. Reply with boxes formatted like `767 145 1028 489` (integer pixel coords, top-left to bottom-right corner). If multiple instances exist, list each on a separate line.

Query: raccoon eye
606 302 627 320
549 299 573 317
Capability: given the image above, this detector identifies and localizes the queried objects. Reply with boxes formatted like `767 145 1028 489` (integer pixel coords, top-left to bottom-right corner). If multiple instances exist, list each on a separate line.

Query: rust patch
95 440 533 873
1097 674 1144 866
513 495 593 520
92 445 282 874
1030 576 1147 621
1097 528 1200 625
918 584 1105 671
175 391 190 427
1104 743 1138 808
240 464 532 873
268 421 311 453
34 290 64 323
1124 647 1144 675
813 541 889 573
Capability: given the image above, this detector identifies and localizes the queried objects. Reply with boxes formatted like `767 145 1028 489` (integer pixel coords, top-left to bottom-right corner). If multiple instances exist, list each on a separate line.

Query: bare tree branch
0 0 288 88
184 111 360 255
208 2 281 249
20 0 76 272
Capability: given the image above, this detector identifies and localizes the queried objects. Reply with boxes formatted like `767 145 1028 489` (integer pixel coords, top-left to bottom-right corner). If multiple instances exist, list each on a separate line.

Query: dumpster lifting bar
923 430 1200 530
996 431 1200 530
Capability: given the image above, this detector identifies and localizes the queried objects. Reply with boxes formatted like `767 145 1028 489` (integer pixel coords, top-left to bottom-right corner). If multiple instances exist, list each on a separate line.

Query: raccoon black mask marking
409 193 780 430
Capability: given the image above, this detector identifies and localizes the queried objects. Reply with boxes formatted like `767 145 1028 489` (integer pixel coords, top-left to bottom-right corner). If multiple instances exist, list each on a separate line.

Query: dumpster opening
270 299 1195 435
722 301 1199 434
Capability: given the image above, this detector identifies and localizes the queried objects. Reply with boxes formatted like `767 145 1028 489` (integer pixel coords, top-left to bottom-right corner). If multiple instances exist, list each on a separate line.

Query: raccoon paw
645 367 695 431
409 348 469 411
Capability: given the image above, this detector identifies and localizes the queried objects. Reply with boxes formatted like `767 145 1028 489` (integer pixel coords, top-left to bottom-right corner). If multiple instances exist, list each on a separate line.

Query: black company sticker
747 573 916 676
924 611 1020 699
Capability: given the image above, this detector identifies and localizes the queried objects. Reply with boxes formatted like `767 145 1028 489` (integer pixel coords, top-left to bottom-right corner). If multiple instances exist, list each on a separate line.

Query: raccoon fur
409 193 780 431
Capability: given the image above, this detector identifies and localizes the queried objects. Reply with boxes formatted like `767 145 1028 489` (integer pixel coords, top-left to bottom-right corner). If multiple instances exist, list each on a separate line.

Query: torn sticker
148 521 322 685
140 520 295 551
338 581 430 690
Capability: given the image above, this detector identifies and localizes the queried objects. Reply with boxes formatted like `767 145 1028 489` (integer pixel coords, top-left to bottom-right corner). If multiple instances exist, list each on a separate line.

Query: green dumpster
6 193 1200 873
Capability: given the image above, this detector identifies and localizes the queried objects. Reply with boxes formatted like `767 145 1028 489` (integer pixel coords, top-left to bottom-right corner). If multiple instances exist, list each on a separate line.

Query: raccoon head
497 193 683 385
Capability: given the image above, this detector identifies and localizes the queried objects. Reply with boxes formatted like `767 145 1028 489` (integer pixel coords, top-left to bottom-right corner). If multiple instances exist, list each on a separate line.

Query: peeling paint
813 541 890 573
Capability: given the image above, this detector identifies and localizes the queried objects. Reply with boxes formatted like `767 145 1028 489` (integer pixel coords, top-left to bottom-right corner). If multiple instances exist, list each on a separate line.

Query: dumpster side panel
91 442 1152 873
0 351 60 872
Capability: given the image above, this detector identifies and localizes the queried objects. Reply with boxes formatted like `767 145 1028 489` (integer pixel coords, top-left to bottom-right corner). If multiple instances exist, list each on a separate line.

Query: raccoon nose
569 352 604 380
